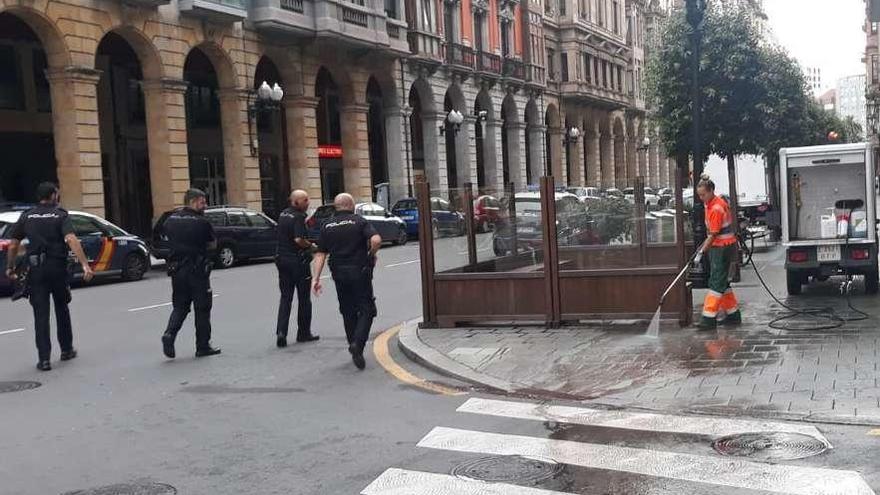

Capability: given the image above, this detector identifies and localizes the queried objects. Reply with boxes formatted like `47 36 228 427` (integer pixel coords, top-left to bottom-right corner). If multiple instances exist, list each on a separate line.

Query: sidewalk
401 247 880 425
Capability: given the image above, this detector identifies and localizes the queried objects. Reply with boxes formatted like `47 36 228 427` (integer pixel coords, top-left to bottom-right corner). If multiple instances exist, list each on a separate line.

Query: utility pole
686 0 708 286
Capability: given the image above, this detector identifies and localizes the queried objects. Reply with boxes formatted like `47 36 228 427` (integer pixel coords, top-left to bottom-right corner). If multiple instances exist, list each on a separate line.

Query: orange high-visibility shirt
705 195 736 247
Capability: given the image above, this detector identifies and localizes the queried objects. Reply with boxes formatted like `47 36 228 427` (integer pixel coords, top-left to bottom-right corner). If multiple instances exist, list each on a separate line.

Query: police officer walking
275 189 319 348
4 182 94 371
312 193 381 369
160 188 221 359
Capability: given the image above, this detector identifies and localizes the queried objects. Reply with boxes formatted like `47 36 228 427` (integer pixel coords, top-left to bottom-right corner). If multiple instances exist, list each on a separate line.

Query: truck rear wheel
786 270 803 296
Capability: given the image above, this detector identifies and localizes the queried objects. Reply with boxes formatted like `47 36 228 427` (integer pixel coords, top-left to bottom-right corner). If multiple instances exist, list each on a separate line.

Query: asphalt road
1 238 878 494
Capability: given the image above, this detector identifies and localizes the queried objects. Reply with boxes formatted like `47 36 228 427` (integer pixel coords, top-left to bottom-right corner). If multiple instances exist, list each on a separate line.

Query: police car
0 208 151 294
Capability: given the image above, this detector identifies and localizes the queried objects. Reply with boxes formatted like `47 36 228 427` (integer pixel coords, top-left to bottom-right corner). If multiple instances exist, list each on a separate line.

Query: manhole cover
712 432 829 461
452 455 563 484
0 381 41 394
62 482 176 495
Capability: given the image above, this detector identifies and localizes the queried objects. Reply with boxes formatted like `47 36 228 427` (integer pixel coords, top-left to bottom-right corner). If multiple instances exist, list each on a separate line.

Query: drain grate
0 381 41 394
452 455 563 484
62 482 177 495
712 432 829 461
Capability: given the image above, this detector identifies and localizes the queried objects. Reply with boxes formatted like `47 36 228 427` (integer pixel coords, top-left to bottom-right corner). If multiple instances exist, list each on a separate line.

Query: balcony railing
477 52 502 74
408 30 444 61
445 43 476 69
341 5 369 27
526 63 545 85
386 21 401 39
502 57 525 80
280 0 304 12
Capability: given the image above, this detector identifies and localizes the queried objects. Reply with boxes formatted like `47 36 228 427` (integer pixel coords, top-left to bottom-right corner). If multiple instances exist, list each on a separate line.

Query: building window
872 22 878 34
561 53 569 81
548 48 556 80
873 55 879 84
32 49 50 113
594 57 600 85
501 21 511 56
612 0 619 34
421 0 436 32
583 53 591 83
602 60 608 87
579 0 588 19
558 0 566 16
385 0 398 19
598 0 604 26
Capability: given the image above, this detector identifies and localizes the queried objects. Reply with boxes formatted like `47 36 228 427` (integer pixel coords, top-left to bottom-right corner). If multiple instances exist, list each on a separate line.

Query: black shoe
349 344 365 370
161 334 176 359
276 334 288 348
36 360 51 371
195 346 222 358
296 334 320 343
59 349 77 361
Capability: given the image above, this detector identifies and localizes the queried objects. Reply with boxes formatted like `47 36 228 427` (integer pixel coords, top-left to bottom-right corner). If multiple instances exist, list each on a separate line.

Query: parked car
566 187 602 204
306 203 409 245
1 209 151 294
656 187 674 207
390 197 465 238
622 187 662 208
604 188 624 199
492 192 597 255
473 195 502 232
152 206 277 269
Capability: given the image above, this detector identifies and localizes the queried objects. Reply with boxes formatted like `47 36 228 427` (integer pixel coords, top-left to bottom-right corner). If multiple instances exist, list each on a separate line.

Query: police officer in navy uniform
4 182 94 371
312 193 381 369
274 189 319 348
160 188 221 359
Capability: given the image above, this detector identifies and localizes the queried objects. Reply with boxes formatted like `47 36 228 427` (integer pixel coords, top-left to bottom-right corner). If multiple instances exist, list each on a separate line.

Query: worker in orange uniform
694 174 741 330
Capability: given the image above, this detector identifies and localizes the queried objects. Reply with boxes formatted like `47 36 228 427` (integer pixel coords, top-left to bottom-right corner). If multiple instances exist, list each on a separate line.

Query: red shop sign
319 145 343 159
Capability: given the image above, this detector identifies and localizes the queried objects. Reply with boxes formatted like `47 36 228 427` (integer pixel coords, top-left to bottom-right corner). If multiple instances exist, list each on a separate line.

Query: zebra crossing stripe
457 397 829 444
418 427 875 495
361 468 574 495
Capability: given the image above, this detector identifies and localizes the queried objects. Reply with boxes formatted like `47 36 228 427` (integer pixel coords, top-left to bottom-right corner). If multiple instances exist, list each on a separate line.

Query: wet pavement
404 245 880 425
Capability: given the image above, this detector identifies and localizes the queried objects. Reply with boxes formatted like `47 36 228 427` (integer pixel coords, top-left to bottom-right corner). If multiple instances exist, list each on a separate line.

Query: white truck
780 143 877 295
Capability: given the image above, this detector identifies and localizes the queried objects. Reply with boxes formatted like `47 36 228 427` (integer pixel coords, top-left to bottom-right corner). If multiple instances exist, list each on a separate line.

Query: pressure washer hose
741 221 868 331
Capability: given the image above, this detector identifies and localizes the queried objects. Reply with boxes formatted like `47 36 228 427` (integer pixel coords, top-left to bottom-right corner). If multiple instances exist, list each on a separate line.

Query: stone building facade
0 0 674 238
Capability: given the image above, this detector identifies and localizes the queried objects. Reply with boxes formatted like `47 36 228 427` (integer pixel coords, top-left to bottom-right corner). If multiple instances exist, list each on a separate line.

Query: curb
397 319 521 394
396 320 880 427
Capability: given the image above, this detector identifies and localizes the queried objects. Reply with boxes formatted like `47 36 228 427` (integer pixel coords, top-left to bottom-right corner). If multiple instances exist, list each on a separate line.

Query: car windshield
360 204 386 216
0 220 9 238
316 206 336 218
394 199 417 210
95 218 127 237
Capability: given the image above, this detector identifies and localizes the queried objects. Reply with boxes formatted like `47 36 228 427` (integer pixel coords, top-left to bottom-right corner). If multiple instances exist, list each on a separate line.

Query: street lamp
440 109 465 136
563 126 581 185
248 81 284 157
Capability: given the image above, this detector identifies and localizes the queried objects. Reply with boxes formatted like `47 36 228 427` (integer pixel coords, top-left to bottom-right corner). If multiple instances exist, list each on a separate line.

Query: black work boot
276 334 288 348
195 346 222 358
161 333 176 359
721 311 742 326
36 360 51 371
60 349 78 361
696 317 717 331
349 344 366 370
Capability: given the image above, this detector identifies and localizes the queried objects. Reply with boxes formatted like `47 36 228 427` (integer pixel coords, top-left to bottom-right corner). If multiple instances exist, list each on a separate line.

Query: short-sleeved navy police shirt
316 211 378 269
10 205 74 261
163 207 216 260
276 207 309 260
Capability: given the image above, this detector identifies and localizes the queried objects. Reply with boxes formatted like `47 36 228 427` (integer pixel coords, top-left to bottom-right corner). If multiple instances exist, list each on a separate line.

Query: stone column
508 121 527 189
141 78 190 218
217 88 261 210
600 133 615 189
625 136 638 186
638 142 648 186
425 111 447 191
566 135 584 186
484 117 503 188
550 127 565 182
613 134 626 188
528 124 545 185
647 143 659 189
340 103 372 201
586 131 601 187
385 106 408 202
284 96 321 202
47 67 104 215
459 115 475 187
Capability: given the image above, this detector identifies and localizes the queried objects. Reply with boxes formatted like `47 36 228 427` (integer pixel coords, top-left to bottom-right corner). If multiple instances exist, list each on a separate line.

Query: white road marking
0 328 25 336
458 397 829 444
418 427 875 495
362 468 573 495
384 259 419 268
128 294 219 312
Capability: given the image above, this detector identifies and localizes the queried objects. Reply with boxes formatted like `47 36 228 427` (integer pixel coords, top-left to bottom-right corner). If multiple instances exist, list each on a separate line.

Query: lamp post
440 109 465 135
563 126 581 185
247 80 284 157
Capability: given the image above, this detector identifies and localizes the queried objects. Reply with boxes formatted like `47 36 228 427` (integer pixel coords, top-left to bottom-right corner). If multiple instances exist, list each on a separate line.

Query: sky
763 0 866 90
